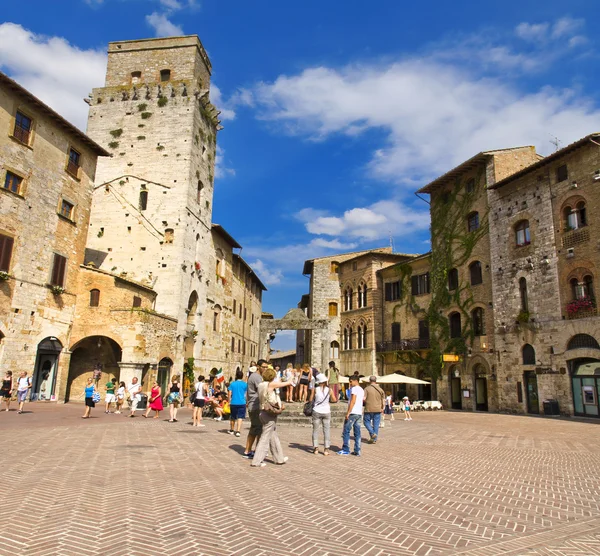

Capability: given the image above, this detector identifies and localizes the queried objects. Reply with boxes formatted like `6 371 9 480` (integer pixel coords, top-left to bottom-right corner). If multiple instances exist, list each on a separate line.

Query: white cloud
146 12 183 37
298 200 429 241
245 18 596 185
0 23 106 130
210 84 236 120
310 238 358 250
515 22 550 42
248 259 283 286
215 145 235 179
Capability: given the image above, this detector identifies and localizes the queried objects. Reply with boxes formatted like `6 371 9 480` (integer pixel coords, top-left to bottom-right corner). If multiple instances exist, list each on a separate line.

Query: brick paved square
1 405 600 555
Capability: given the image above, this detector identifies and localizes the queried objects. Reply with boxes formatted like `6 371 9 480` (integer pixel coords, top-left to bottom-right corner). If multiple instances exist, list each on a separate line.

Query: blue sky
1 0 599 351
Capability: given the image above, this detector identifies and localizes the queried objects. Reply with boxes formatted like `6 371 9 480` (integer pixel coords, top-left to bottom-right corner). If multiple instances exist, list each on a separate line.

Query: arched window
187 291 198 326
515 220 530 246
570 275 594 301
357 282 367 308
471 307 485 336
567 334 600 350
519 277 528 312
357 324 368 349
449 312 461 339
362 324 368 349
584 275 594 299
467 211 480 232
448 268 458 291
213 304 221 332
469 261 482 285
197 180 204 204
139 189 148 211
344 286 353 311
522 344 535 365
328 302 338 317
160 69 171 82
571 277 580 300
565 201 587 230
89 289 100 307
330 341 339 359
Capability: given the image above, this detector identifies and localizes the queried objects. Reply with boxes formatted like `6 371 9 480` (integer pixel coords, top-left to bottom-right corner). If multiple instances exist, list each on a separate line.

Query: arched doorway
66 336 122 402
448 366 462 410
157 358 173 397
418 371 432 401
32 337 63 401
474 363 488 411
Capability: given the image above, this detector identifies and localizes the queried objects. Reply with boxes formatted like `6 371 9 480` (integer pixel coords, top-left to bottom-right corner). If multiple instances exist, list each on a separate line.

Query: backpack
190 391 197 403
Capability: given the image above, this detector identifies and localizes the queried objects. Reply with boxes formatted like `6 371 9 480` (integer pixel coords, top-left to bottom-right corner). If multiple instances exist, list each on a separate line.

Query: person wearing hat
402 396 413 421
363 375 385 443
311 373 331 455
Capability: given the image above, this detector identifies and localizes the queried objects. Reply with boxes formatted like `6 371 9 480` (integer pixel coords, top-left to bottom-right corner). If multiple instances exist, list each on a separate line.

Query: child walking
402 396 412 421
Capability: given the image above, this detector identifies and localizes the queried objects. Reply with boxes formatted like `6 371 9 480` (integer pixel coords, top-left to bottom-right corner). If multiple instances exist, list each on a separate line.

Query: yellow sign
443 354 461 362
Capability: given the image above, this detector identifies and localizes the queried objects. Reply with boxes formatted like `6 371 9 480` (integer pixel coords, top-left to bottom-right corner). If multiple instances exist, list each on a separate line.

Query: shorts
0 390 10 399
249 409 262 436
405 406 411 412
105 393 116 403
300 379 309 386
85 397 95 408
17 390 27 403
229 404 246 420
167 393 181 405
193 398 205 408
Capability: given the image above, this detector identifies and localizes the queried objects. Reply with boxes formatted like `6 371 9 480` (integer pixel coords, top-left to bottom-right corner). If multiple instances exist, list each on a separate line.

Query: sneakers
242 451 255 459
351 451 361 456
214 416 222 421
252 462 267 468
234 431 241 437
337 450 350 456
276 456 289 465
197 423 206 427
227 430 235 435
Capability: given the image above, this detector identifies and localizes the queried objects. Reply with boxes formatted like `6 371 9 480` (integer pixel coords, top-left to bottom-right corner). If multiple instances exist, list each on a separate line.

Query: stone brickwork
0 72 107 401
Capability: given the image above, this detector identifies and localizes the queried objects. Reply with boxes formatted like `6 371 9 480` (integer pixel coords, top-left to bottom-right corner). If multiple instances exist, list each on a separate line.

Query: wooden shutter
51 254 67 286
391 323 401 342
0 234 14 272
384 282 392 301
411 275 418 296
133 296 142 308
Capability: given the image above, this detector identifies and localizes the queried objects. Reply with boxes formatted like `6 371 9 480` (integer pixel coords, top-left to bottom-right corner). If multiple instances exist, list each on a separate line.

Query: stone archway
260 308 329 369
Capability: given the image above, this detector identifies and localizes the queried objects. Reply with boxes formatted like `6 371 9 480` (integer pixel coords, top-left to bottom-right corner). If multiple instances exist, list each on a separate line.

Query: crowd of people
2 361 413 466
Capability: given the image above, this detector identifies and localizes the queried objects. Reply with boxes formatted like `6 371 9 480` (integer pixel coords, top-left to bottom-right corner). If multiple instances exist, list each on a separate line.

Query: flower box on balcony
566 297 597 319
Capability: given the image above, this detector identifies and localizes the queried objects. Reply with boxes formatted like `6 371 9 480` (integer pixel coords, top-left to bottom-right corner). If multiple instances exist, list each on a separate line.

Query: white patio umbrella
359 373 430 385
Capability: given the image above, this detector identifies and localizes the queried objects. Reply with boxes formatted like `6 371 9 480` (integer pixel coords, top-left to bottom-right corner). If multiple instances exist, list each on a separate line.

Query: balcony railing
566 306 598 320
376 338 430 352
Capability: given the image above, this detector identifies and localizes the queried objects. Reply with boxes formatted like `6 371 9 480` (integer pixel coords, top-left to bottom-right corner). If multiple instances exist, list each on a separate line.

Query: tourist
311 373 331 455
128 376 142 418
16 371 31 414
144 381 163 418
1 371 13 412
284 363 294 402
227 369 248 437
298 363 311 403
247 361 257 378
251 367 293 468
384 392 395 423
104 377 117 414
403 396 413 421
363 375 385 444
244 359 267 458
82 377 97 419
192 374 207 427
292 365 300 401
338 375 364 456
210 388 227 420
167 374 182 422
326 361 340 403
115 381 126 414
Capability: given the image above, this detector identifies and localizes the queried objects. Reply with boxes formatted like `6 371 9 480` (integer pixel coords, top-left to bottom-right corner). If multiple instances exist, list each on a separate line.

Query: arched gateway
260 308 329 369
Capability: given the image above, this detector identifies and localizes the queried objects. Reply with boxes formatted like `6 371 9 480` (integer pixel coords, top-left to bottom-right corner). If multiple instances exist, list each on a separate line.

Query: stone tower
85 36 221 371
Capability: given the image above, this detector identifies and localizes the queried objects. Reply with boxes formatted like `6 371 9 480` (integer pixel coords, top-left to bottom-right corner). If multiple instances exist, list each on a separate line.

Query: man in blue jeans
363 375 385 443
338 375 364 456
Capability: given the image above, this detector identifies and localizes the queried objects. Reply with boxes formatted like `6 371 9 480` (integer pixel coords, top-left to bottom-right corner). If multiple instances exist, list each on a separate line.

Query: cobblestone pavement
1 404 600 556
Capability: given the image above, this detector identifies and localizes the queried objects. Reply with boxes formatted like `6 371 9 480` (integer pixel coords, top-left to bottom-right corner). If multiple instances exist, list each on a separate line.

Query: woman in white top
192 375 207 427
311 373 331 455
284 363 294 402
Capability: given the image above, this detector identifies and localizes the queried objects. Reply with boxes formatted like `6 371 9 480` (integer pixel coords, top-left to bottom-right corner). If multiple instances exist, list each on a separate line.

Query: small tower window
160 69 171 82
139 190 148 211
164 229 174 244
131 71 142 84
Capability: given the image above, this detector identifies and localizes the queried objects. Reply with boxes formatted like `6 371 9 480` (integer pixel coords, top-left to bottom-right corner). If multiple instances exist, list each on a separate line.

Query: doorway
157 358 173 397
449 368 462 410
32 337 63 401
475 377 488 411
570 358 600 417
524 371 539 414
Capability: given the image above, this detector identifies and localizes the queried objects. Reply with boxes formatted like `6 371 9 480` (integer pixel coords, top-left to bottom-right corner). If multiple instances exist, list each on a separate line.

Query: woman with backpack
311 373 331 455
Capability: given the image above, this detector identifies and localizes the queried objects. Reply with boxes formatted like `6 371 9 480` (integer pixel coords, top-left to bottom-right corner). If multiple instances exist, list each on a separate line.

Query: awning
339 373 431 385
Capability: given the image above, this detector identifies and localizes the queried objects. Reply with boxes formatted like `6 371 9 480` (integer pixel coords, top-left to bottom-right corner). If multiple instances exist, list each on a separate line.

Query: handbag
190 391 197 403
264 399 283 415
92 392 101 403
304 388 329 417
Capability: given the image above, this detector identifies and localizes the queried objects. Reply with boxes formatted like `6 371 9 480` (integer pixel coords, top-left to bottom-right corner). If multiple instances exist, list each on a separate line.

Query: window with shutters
89 289 100 307
556 164 568 183
66 148 81 178
132 296 142 308
467 211 480 232
59 199 74 220
411 273 430 296
3 171 23 195
418 320 429 343
385 280 401 301
13 111 32 145
50 254 67 287
447 268 458 291
0 234 15 272
328 302 338 317
231 337 236 352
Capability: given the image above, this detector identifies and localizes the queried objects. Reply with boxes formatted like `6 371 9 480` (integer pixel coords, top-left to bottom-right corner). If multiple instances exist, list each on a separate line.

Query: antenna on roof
549 134 562 152
389 231 394 253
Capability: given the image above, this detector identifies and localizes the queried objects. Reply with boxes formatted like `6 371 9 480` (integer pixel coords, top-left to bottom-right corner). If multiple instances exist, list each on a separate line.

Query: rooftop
303 247 394 275
212 224 241 249
233 254 267 291
0 72 109 157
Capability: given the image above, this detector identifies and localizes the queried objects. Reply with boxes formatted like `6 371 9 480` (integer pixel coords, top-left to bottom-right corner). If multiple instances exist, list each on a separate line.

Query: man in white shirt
338 375 364 456
16 372 31 414
128 377 141 418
